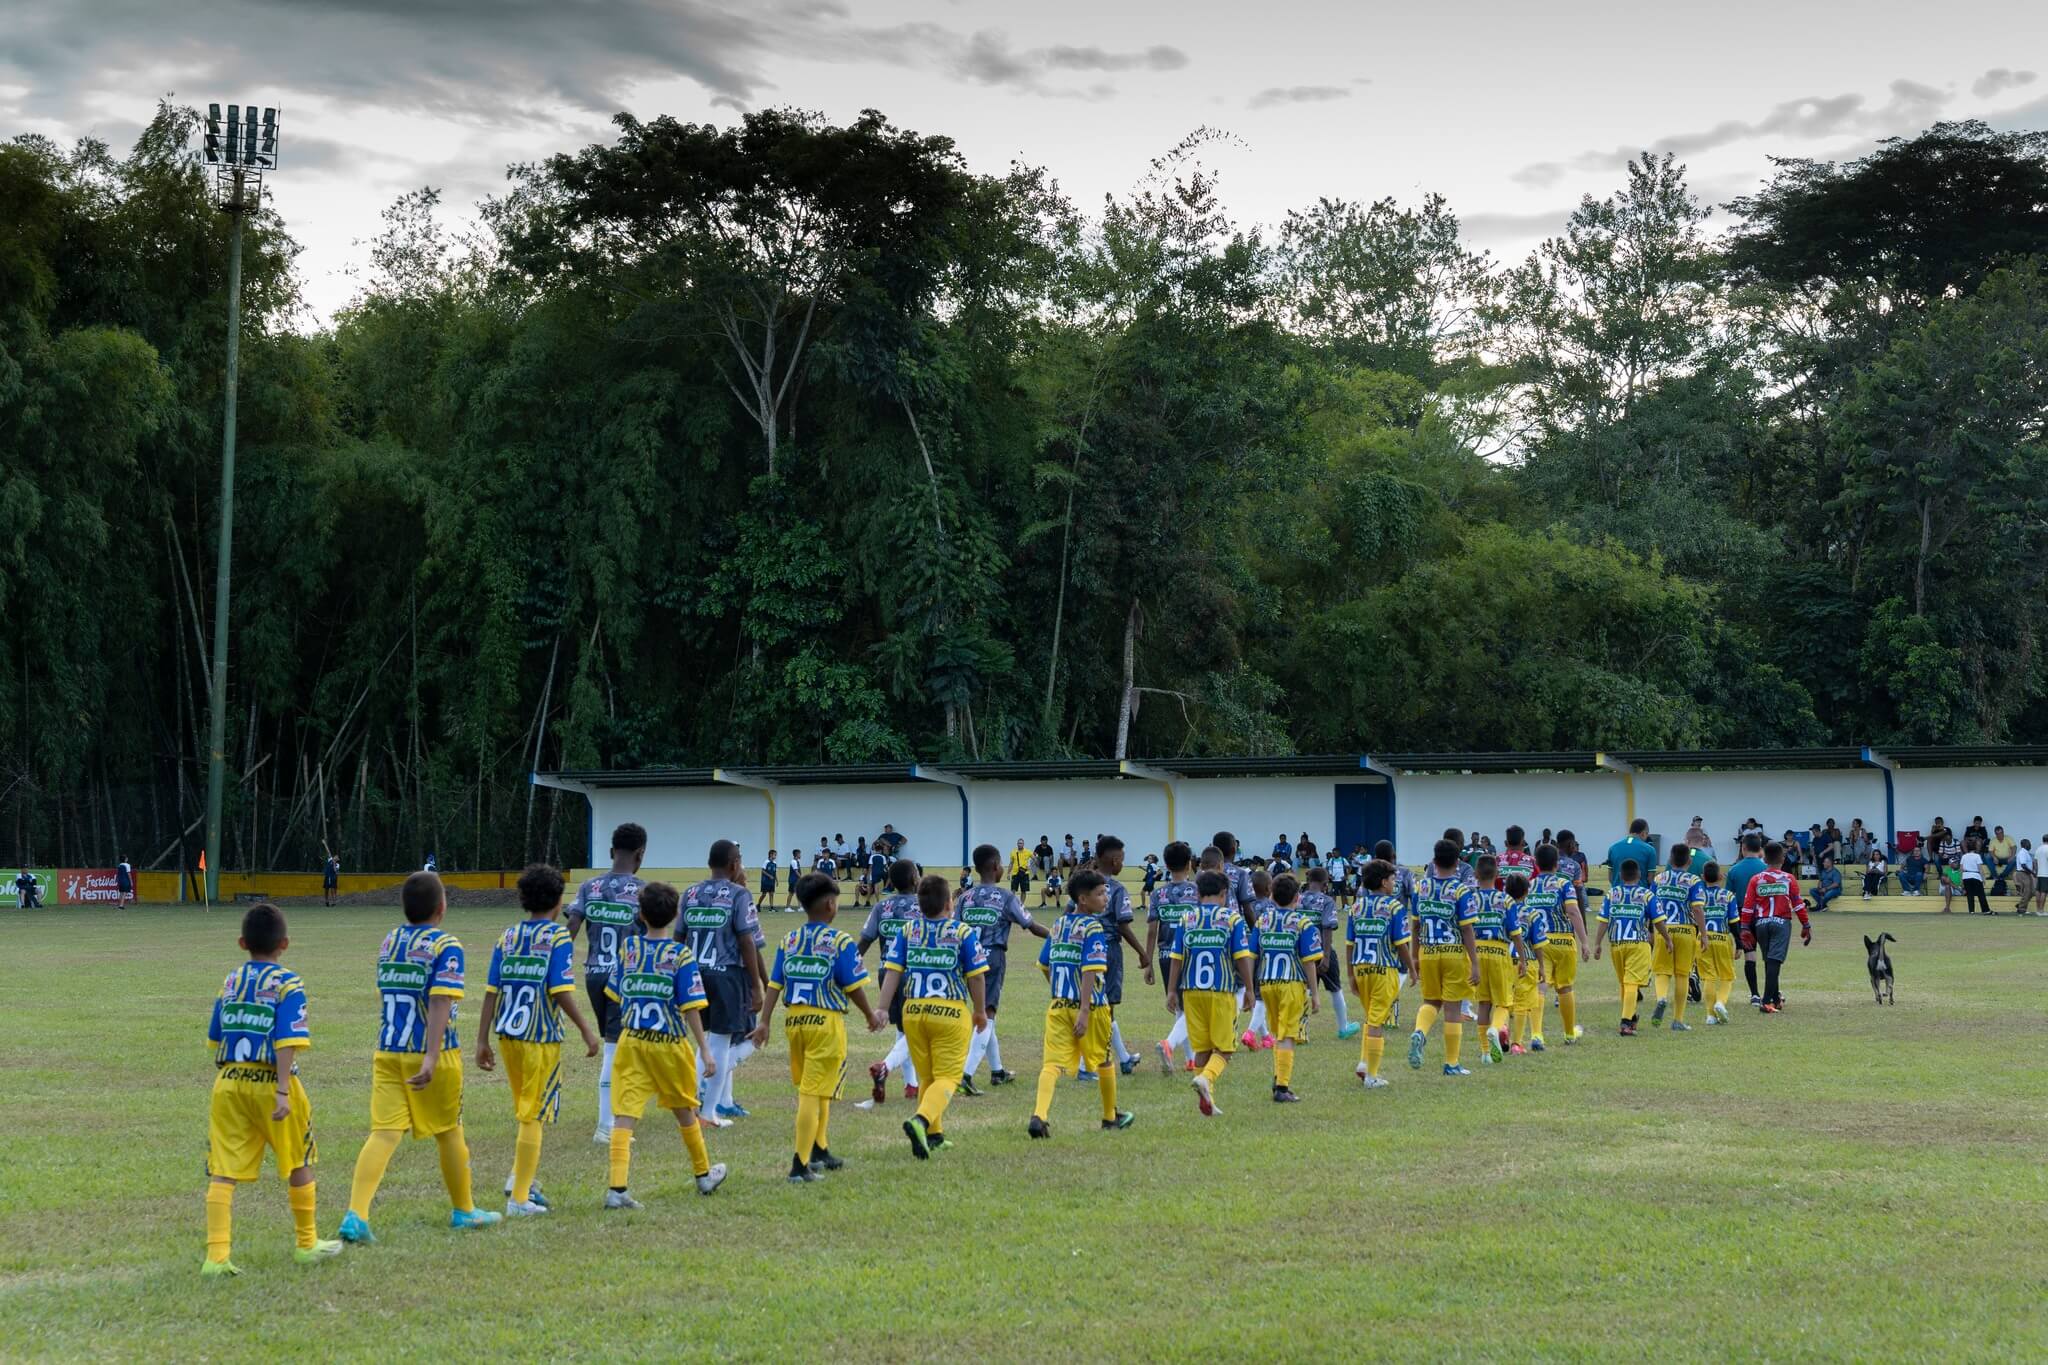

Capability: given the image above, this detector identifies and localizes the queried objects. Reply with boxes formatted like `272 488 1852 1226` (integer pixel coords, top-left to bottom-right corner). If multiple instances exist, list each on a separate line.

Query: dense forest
3 104 2045 872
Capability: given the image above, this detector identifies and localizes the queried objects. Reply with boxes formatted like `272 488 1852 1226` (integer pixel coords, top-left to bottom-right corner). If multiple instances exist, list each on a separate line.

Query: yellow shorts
1542 939 1579 989
785 1009 848 1099
1420 949 1473 1002
1512 964 1542 1012
207 1064 314 1182
498 1038 562 1124
1042 1000 1113 1074
1260 981 1307 1043
1181 991 1239 1055
1703 934 1735 980
902 1000 971 1087
613 1031 699 1118
1652 928 1699 977
369 1049 464 1138
1476 947 1516 1010
1352 966 1401 1028
1610 941 1651 989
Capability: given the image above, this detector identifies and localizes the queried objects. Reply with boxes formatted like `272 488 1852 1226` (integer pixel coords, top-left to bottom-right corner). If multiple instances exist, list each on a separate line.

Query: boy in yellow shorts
753 871 885 1181
1028 869 1133 1137
877 873 988 1159
202 904 343 1275
1649 843 1705 1031
1526 844 1586 1045
1461 855 1523 1064
1406 840 1480 1075
604 881 727 1207
1163 869 1256 1116
1592 860 1669 1036
1344 859 1412 1088
338 872 499 1244
1253 874 1322 1102
1697 862 1738 1024
474 864 602 1217
1502 874 1546 1053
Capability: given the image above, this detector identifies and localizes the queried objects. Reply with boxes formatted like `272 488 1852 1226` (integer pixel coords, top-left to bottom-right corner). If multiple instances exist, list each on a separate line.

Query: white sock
986 1026 1004 1074
1166 1011 1189 1055
701 1034 731 1110
1249 999 1268 1035
724 1036 753 1108
902 1047 919 1089
1110 1020 1134 1065
883 1031 910 1075
596 1040 616 1130
1330 985 1351 1029
966 1022 992 1077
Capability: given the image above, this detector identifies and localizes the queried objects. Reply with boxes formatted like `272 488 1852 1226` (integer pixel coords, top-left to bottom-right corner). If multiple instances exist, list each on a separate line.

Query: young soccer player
1740 841 1811 1013
473 864 603 1218
1028 869 1133 1138
1299 867 1356 1039
1724 833 1768 1004
1041 868 1063 908
565 821 648 1145
1344 860 1412 1088
1254 874 1323 1101
1502 873 1546 1053
862 860 924 1103
603 881 727 1207
338 872 500 1245
1592 860 1670 1036
751 872 884 1182
1406 840 1480 1075
202 904 342 1275
1525 844 1587 1045
1462 855 1523 1064
957 844 1050 1090
1649 843 1706 1031
1146 841 1202 1074
681 841 766 1125
1498 825 1537 885
1090 836 1149 1076
1697 862 1738 1024
1163 869 1256 1117
759 851 780 911
1240 869 1280 1051
876 874 989 1158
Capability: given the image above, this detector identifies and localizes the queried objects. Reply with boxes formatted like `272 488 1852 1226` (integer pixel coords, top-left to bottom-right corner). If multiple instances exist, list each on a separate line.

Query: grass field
1 903 2043 1362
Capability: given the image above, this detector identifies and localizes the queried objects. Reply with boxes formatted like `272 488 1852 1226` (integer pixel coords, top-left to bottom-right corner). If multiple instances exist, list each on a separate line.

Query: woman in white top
1862 847 1888 899
1959 838 1993 915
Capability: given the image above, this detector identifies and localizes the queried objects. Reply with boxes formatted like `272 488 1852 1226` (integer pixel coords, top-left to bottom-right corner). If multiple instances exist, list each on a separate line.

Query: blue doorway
1333 781 1393 857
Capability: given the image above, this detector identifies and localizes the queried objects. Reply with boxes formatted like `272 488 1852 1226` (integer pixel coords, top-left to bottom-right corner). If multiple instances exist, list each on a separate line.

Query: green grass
2 904 2044 1362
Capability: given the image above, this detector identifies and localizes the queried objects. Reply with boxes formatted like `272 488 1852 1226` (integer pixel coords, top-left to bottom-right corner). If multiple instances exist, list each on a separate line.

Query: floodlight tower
198 103 278 904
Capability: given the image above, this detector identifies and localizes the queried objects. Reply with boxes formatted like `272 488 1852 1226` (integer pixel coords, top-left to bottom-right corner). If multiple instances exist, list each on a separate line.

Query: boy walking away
1724 833 1768 1003
1526 844 1586 1045
1253 874 1323 1101
1146 841 1202 1074
759 852 780 912
1649 845 1705 1032
752 872 884 1183
1163 870 1256 1117
957 844 1050 1090
1090 836 1150 1076
1697 863 1738 1023
603 882 726 1207
1501 875 1546 1053
877 874 989 1158
322 853 340 907
1739 842 1811 1014
862 860 925 1103
565 822 648 1146
681 841 766 1124
339 872 501 1246
1029 869 1133 1138
1300 867 1357 1039
1592 861 1668 1036
474 864 603 1218
1240 870 1281 1051
202 904 343 1275
1345 860 1412 1087
1406 841 1480 1075
1461 856 1523 1064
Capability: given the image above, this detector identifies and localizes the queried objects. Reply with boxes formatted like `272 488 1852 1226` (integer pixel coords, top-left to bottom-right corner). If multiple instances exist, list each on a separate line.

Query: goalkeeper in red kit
1738 841 1810 1014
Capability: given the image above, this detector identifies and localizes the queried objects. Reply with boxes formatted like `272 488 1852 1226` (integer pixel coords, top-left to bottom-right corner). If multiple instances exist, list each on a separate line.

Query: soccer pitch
1 906 2042 1361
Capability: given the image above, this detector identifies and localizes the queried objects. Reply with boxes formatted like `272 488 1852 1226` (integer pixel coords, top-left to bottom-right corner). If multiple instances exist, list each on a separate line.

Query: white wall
967 778 1172 860
775 783 965 868
588 787 769 868
1175 777 1342 855
1894 768 2048 843
1395 772 1621 856
1634 769 1886 856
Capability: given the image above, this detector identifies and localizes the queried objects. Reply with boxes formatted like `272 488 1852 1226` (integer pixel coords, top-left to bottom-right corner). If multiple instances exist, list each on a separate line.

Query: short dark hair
972 843 1000 875
1556 828 1576 847
1630 818 1649 835
1432 839 1459 871
1305 866 1329 887
1536 844 1559 872
1273 873 1299 906
916 873 951 916
1764 840 1786 866
402 871 443 924
1742 833 1763 853
241 903 287 954
1702 861 1722 885
1443 827 1464 846
1096 834 1125 858
1164 840 1192 872
1476 854 1497 880
1621 859 1641 878
1196 869 1229 897
639 881 680 929
1505 825 1525 847
708 839 739 874
1361 859 1393 892
1212 830 1238 857
796 872 838 912
1373 839 1395 860
1251 869 1272 898
889 858 917 893
1503 873 1529 900
517 863 565 914
611 822 648 854
1671 844 1692 869
1067 869 1106 899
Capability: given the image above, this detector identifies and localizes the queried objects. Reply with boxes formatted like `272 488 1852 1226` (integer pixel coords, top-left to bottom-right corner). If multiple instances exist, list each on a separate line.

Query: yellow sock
287 1181 318 1251
1622 982 1639 1018
1443 1022 1462 1066
1199 1052 1228 1084
510 1120 544 1204
1097 1065 1118 1122
434 1128 474 1213
347 1128 401 1218
794 1093 823 1163
1654 972 1672 1004
1415 1003 1439 1036
608 1128 634 1188
1275 1046 1294 1088
816 1100 831 1152
680 1119 710 1177
1560 991 1577 1035
1365 1034 1385 1077
1714 977 1732 1009
1359 1026 1373 1066
205 1181 234 1263
1034 1064 1060 1121
916 1074 958 1133
1672 987 1688 1022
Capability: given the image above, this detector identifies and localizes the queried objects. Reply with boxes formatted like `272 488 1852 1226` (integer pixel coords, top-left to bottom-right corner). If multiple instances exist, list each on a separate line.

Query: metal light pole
200 103 278 904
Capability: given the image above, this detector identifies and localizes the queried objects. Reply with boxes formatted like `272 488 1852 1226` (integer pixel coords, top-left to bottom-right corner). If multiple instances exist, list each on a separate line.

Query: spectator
1988 826 2016 894
1684 816 1714 853
1007 839 1032 896
1862 845 1888 899
13 869 41 908
832 832 850 870
1272 833 1292 860
854 834 869 875
1033 835 1054 879
2013 839 2036 914
1059 835 1078 871
1081 837 1094 865
1818 819 1842 856
322 853 341 907
1899 845 1927 896
874 823 907 859
1813 854 1842 911
1738 816 1765 844
1958 838 1993 915
1842 821 1872 864
1965 815 1990 854
1295 832 1319 866
1935 823 1962 911
1789 830 1814 878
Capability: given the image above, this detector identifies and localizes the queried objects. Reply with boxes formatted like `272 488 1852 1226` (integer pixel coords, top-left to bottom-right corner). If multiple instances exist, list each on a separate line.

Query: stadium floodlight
196 101 280 905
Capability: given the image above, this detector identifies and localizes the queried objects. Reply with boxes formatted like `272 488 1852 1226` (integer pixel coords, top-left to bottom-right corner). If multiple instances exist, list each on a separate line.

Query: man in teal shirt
1723 833 1767 1006
1607 820 1657 891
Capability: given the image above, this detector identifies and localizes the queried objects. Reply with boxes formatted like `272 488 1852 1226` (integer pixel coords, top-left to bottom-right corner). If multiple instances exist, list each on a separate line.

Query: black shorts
586 976 621 1042
983 947 1008 1011
701 966 754 1040
1010 872 1029 895
1317 950 1340 991
1103 956 1125 1006
888 977 907 1031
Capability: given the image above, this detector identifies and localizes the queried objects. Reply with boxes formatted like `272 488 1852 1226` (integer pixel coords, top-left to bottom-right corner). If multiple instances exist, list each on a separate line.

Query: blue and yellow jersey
1513 899 1547 949
374 923 464 1054
485 917 577 1043
1414 872 1477 954
1524 872 1579 939
605 935 707 1038
1345 894 1410 971
883 916 989 1002
769 921 870 1012
1600 883 1663 943
1651 869 1704 932
1039 910 1109 1006
1700 886 1737 937
1166 904 1253 994
1463 886 1521 946
1253 906 1323 984
1147 879 1201 931
208 962 310 1067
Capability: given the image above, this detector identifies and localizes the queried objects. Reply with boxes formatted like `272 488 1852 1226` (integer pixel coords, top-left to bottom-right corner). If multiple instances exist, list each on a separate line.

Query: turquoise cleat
1337 1022 1363 1040
337 1210 374 1245
449 1208 503 1231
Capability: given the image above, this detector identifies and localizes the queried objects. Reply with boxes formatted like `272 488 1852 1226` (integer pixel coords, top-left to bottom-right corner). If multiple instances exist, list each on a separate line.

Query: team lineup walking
198 819 1820 1274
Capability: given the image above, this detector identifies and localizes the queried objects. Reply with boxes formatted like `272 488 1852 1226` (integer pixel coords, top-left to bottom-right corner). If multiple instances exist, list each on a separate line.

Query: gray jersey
860 892 921 956
1227 864 1255 910
1298 890 1339 933
679 877 761 974
956 883 1033 951
567 871 644 979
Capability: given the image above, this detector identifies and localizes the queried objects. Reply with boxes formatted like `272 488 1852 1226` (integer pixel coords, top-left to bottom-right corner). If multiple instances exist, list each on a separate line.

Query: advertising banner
59 868 126 905
4 869 56 908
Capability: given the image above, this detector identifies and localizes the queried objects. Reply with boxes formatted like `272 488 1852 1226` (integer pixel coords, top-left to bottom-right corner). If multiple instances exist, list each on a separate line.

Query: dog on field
1864 933 1896 1004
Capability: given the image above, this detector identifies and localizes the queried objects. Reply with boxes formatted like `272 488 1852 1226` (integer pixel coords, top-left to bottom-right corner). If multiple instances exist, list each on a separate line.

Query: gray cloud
1044 44 1188 73
1248 84 1351 110
1974 67 2038 98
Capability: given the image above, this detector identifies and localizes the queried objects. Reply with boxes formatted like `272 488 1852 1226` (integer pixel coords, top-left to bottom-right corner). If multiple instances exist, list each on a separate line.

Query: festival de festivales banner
59 869 125 905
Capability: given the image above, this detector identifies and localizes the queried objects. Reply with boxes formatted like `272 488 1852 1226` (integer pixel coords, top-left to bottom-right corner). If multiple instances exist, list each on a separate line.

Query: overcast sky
7 0 2046 323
